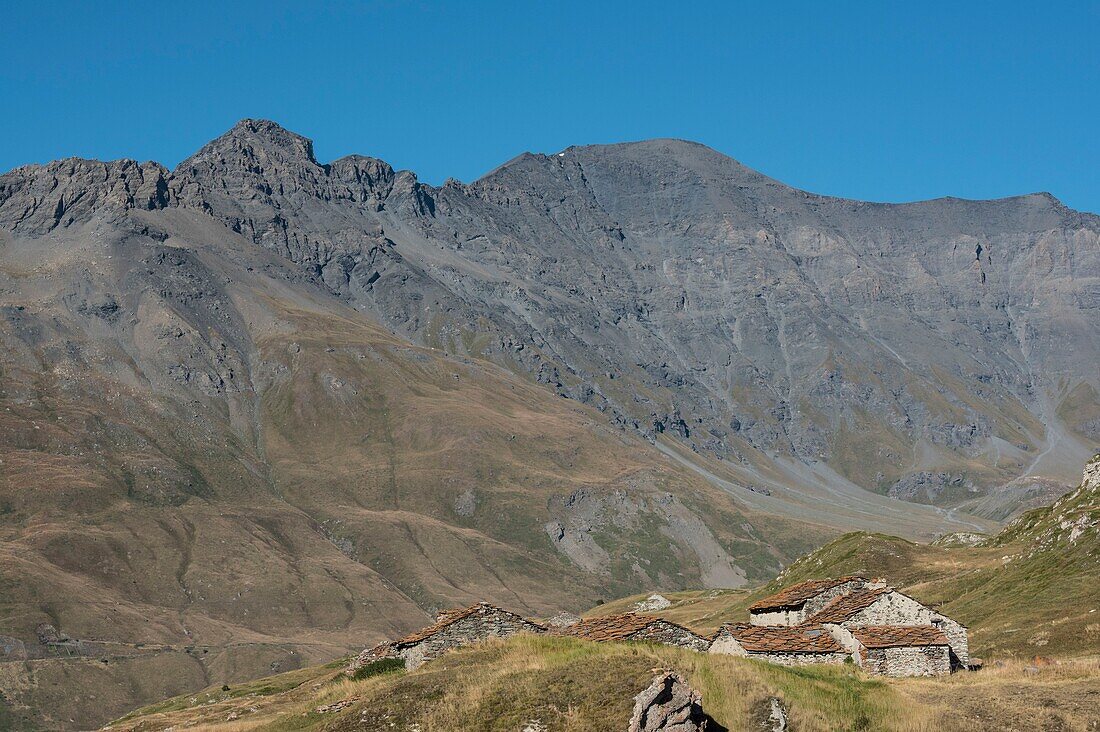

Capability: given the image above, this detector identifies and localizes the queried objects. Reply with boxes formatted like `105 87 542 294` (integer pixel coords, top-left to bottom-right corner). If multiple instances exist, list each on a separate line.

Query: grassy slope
107 636 1100 732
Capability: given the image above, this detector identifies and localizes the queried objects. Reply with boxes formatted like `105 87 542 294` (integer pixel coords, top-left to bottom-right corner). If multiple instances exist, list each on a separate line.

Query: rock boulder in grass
750 697 789 732
629 672 712 732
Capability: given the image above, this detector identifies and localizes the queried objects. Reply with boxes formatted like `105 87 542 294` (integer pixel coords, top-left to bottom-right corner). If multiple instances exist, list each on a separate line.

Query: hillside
104 455 1100 732
0 193 828 729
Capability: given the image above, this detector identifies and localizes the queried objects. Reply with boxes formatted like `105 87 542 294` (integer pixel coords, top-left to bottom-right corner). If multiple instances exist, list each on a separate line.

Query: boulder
629 672 709 731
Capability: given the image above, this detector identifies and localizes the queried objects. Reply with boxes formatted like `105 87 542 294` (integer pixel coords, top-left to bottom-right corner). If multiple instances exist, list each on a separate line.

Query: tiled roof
558 613 686 642
852 626 950 649
806 587 891 623
749 576 866 611
394 602 536 646
718 623 843 653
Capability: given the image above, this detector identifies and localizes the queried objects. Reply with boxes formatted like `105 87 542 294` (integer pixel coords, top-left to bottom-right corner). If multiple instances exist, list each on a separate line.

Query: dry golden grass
897 657 1100 731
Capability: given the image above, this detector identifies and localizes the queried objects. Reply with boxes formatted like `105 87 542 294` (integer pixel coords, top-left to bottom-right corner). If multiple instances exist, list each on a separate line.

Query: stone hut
807 587 969 668
348 602 545 672
841 626 952 677
738 576 970 676
748 576 872 626
709 622 849 666
558 613 710 652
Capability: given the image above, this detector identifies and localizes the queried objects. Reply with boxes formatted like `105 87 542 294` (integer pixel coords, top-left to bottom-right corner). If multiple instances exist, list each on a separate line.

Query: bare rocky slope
169 121 1099 514
0 121 1096 727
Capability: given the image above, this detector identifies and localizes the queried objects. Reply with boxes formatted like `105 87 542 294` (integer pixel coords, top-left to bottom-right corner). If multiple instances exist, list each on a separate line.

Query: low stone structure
634 593 673 612
843 626 952 677
348 602 545 672
709 623 848 666
629 672 710 732
559 613 711 652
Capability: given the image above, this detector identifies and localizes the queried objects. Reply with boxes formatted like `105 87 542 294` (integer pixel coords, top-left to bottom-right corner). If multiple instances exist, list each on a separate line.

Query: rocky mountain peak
177 118 319 172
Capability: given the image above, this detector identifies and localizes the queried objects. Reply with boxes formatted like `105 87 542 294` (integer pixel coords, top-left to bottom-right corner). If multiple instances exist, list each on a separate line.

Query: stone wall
847 591 933 626
749 609 801 626
860 645 951 677
400 611 545 670
932 615 969 668
708 634 746 656
799 579 869 621
630 621 710 652
746 650 849 667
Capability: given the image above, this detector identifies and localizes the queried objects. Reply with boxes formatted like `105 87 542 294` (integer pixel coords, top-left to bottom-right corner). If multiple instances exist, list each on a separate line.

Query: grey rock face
2 119 1097 517
629 672 710 732
0 158 169 234
154 122 1100 508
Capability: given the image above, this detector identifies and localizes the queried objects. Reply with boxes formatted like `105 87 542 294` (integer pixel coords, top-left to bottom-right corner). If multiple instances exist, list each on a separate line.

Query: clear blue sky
3 1 1098 212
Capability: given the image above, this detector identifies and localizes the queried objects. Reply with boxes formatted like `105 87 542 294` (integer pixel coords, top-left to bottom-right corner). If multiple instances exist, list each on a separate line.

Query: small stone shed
709 623 849 665
844 626 952 677
559 613 710 652
349 602 545 672
808 587 969 668
748 576 871 626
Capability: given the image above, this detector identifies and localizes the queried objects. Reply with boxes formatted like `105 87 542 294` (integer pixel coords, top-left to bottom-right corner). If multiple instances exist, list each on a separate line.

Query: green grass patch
346 657 405 681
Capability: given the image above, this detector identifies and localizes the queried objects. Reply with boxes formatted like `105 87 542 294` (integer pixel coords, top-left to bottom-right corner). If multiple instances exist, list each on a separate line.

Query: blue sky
3 1 1098 211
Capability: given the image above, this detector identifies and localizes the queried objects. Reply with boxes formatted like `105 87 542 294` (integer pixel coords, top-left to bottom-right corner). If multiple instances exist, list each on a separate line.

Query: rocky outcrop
629 672 711 732
0 158 169 233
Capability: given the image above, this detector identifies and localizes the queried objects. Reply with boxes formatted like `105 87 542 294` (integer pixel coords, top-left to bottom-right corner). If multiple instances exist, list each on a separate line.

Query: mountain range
0 120 1097 728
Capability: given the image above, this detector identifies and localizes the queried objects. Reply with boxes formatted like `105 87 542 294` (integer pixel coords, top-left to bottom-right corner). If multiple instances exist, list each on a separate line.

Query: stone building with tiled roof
806 587 969 669
557 613 710 651
715 577 969 676
843 626 953 676
709 623 849 666
348 602 545 672
748 576 873 626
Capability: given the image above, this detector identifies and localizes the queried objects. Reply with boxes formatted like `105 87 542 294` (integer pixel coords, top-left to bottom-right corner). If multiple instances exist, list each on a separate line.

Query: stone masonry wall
746 650 850 667
708 634 746 656
799 580 869 621
861 645 951 677
847 591 933 626
400 612 544 670
749 609 800 626
932 615 969 668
